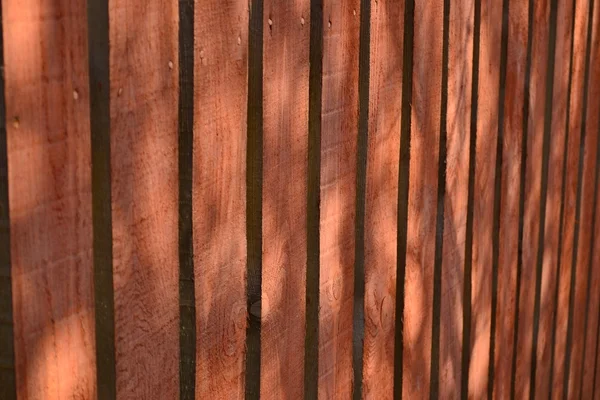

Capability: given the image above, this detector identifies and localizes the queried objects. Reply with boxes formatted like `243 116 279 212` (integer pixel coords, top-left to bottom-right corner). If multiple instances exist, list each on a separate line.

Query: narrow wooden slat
3 0 96 398
581 8 600 393
468 0 502 395
193 1 248 399
261 1 309 397
492 1 528 398
402 0 442 397
317 1 359 398
109 0 179 397
438 0 473 395
362 0 403 397
566 0 599 395
588 166 600 398
533 0 573 397
512 0 551 397
550 1 588 398
0 1 15 396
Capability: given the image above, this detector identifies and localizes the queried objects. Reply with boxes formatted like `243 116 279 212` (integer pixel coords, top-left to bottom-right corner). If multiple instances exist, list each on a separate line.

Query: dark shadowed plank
438 0 473 395
362 0 403 397
402 0 442 397
109 0 179 397
492 0 528 398
3 0 96 398
317 1 359 399
193 0 248 399
468 0 502 395
261 0 309 398
533 0 573 397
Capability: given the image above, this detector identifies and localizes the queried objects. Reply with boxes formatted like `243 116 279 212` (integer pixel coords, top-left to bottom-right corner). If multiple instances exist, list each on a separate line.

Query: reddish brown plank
551 1 590 398
362 0 403 397
571 0 600 398
584 25 600 388
109 0 179 397
468 0 502 395
533 0 573 397
261 1 309 398
438 0 473 395
3 0 96 398
492 0 528 398
317 1 359 398
513 0 551 397
194 0 248 398
402 1 442 397
567 0 600 396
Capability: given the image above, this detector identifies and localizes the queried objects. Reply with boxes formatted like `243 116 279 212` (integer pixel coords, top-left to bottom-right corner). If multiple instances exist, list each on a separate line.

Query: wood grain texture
362 0 403 397
193 1 248 398
492 1 528 398
582 13 600 390
438 0 473 396
261 0 309 398
318 1 359 399
402 1 442 397
468 0 502 396
3 0 96 398
533 0 573 397
109 0 179 397
567 0 600 396
551 1 589 398
513 0 550 397
584 18 600 386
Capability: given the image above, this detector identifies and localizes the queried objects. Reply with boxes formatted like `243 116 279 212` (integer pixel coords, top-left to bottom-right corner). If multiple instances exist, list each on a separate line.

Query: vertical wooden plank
566 0 599 395
318 1 359 398
261 0 309 398
438 0 473 395
0 1 15 396
584 79 600 396
468 0 501 396
512 0 550 397
362 0 403 397
492 0 528 398
2 0 96 398
109 0 179 397
193 1 248 399
533 0 573 397
550 1 588 398
402 0 442 397
581 10 600 392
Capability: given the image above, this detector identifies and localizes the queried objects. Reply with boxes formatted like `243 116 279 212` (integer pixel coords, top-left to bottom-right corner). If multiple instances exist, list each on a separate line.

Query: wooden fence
1 0 600 398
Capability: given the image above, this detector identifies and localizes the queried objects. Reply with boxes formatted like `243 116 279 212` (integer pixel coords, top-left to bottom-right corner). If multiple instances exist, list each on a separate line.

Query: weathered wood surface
363 0 403 397
513 0 551 397
550 0 589 398
261 1 310 398
469 0 502 396
318 1 359 399
438 0 473 396
534 0 573 397
1 2 600 399
492 0 528 398
3 0 96 398
402 1 442 398
109 0 179 397
193 0 248 399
